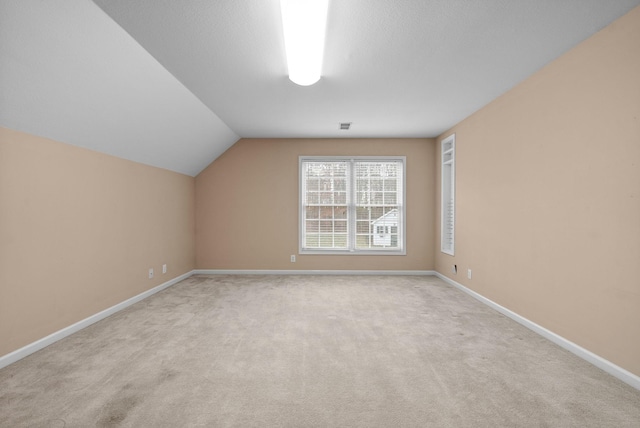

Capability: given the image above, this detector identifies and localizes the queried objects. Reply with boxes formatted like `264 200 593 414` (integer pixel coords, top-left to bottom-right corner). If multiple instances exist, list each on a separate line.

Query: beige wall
0 127 195 357
196 138 435 271
435 6 640 376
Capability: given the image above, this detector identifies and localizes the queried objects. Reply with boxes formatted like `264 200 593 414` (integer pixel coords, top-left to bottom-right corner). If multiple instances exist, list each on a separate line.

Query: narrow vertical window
441 135 455 255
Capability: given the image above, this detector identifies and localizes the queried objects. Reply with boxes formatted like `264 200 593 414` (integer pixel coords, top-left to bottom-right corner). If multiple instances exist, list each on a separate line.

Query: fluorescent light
280 0 329 86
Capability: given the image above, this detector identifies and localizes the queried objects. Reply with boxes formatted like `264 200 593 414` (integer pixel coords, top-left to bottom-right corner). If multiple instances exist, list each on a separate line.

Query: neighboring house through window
299 157 406 254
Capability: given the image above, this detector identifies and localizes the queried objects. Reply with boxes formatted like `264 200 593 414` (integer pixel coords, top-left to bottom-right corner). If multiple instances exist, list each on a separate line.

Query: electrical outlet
290 255 296 263
467 269 472 279
452 264 457 274
149 268 154 279
162 264 167 274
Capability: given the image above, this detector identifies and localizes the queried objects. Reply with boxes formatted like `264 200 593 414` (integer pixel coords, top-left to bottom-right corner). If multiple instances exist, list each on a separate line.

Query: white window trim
299 156 406 256
441 134 455 255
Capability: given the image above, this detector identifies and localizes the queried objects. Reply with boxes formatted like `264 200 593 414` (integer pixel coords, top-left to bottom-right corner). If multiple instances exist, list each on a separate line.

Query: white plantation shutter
441 135 455 255
300 157 405 254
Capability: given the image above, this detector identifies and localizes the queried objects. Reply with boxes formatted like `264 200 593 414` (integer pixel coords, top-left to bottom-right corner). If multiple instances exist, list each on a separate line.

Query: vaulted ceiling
2 0 639 176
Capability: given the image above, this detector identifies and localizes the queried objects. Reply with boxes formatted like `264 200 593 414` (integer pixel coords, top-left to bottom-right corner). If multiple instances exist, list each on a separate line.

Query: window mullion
348 159 355 252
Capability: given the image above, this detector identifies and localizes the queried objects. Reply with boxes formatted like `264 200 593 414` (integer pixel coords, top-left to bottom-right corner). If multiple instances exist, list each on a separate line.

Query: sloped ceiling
2 0 639 176
0 0 238 176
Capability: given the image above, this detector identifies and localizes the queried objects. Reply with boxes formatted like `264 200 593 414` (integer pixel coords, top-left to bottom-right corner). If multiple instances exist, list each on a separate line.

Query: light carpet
1 275 639 427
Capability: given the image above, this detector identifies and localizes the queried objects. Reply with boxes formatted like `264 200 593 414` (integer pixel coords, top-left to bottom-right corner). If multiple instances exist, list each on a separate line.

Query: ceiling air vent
339 122 352 130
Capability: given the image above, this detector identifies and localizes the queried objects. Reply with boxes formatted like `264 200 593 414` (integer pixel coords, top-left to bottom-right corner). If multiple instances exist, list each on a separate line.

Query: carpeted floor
1 275 639 427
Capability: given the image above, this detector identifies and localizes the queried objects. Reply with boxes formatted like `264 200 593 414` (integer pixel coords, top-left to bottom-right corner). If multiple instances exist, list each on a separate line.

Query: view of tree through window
302 161 349 249
300 157 404 254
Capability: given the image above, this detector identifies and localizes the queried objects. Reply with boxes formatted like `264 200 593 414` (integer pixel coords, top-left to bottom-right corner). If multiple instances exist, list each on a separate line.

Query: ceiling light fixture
280 0 329 86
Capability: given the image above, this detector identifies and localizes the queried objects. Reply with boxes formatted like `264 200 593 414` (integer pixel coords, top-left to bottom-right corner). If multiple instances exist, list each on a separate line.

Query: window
300 157 405 254
441 134 455 255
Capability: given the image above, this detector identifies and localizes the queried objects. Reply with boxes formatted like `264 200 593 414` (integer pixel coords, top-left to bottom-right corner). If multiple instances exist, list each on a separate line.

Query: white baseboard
0 270 194 370
4 268 638 391
193 269 436 276
434 272 640 391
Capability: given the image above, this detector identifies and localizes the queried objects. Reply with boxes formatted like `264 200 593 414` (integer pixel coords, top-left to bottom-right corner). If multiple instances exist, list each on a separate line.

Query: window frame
299 156 406 256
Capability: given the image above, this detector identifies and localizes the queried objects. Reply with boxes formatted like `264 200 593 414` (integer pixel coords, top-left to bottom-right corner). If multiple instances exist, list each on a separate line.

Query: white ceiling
2 1 639 176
